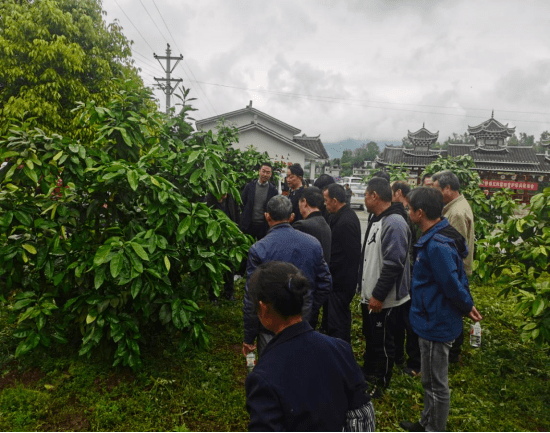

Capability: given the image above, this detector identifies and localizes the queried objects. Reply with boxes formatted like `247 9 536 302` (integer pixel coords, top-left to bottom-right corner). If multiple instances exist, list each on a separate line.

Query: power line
113 0 155 53
138 0 171 45
178 79 550 124
184 80 550 118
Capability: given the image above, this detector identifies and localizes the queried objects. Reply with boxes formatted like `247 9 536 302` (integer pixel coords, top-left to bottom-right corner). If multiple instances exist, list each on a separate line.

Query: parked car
338 176 366 210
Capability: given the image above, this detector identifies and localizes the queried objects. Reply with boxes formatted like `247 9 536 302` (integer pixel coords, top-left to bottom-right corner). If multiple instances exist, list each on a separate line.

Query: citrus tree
0 0 141 138
476 187 550 347
0 80 251 369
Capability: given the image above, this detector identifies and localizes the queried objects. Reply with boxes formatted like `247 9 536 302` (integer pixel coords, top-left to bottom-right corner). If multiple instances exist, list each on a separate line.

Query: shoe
399 420 425 432
403 367 420 377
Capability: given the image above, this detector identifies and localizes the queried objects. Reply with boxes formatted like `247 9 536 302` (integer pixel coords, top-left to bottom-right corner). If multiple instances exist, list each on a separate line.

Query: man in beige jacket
432 170 475 364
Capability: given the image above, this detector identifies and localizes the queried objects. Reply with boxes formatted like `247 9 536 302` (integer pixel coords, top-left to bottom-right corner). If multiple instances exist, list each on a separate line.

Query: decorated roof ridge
195 103 301 134
293 134 329 159
467 113 515 136
407 124 439 140
237 123 319 158
295 133 321 139
402 149 441 157
471 147 510 153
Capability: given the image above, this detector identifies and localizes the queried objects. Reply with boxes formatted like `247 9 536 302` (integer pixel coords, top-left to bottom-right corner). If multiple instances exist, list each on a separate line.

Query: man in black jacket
287 163 305 223
322 183 362 343
240 162 278 240
293 187 331 264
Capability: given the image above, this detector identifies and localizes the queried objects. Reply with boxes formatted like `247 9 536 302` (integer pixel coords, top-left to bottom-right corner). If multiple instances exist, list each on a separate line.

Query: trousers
361 304 397 388
419 337 454 432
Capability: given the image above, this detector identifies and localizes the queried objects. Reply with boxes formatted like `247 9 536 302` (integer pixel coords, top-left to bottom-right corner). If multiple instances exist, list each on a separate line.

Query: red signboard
480 179 538 191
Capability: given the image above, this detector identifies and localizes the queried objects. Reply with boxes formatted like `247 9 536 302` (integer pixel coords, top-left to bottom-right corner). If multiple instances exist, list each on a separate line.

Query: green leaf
130 242 149 261
110 253 123 278
127 170 139 191
14 211 32 227
15 332 40 357
187 150 201 163
190 169 201 184
13 299 34 310
94 266 106 289
159 304 171 325
532 298 545 316
53 151 63 161
23 165 38 184
164 255 171 272
177 216 191 236
93 244 112 267
22 244 37 255
131 279 142 299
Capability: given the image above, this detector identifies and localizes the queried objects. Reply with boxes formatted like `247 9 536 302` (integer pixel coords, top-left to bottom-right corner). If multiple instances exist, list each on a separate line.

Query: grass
1 279 549 431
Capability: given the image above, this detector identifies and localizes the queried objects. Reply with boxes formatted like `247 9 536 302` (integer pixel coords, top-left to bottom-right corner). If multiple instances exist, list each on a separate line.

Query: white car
339 177 366 210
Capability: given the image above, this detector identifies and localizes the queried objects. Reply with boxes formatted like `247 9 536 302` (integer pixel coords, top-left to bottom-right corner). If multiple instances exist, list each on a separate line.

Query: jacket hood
372 202 408 223
415 218 468 259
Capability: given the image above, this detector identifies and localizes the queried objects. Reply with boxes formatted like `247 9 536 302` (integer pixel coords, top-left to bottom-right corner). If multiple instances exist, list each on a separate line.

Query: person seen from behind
245 261 375 432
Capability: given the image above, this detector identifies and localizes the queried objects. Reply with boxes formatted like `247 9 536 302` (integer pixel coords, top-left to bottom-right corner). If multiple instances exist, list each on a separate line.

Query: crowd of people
209 162 483 432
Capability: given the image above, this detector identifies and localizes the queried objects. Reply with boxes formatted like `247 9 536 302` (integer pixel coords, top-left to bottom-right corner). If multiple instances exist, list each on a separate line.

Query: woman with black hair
245 261 375 432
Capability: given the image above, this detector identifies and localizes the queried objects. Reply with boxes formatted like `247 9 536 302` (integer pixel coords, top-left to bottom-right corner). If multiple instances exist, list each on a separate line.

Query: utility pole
154 44 183 115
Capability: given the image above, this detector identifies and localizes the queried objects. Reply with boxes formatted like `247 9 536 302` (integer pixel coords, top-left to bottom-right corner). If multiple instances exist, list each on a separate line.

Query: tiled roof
376 146 447 167
293 135 329 159
237 123 319 158
195 104 301 135
377 143 550 174
467 115 515 137
408 125 439 141
448 145 540 164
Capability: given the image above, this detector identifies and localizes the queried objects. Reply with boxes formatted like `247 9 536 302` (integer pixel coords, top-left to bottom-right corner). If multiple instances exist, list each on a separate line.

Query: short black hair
421 173 432 185
259 161 272 170
313 174 335 189
372 171 390 182
407 187 444 220
300 186 324 209
366 177 392 202
248 261 311 318
432 170 460 191
392 181 411 197
325 183 346 203
288 163 304 178
266 195 293 221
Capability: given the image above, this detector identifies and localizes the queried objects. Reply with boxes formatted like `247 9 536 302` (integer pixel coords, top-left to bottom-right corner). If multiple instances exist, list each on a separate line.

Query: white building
195 101 329 179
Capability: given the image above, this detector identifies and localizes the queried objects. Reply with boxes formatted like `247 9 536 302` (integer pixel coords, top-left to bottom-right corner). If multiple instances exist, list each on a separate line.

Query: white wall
237 129 306 168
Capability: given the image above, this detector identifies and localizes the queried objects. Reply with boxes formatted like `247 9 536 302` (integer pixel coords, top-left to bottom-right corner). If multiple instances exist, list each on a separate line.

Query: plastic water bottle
470 322 482 348
246 352 256 373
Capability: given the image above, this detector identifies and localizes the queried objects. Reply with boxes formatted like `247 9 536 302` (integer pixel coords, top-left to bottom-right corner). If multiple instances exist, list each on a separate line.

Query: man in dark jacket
359 177 411 397
400 187 482 433
242 195 332 356
240 162 278 240
286 163 305 223
293 187 331 263
322 183 361 343
391 181 421 376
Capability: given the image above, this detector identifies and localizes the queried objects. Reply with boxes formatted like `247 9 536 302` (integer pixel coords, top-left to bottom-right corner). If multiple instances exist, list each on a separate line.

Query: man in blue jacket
242 195 332 357
400 187 482 433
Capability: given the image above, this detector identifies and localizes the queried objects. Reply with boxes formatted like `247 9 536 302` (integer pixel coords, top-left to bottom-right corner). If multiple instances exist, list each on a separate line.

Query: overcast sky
102 0 550 152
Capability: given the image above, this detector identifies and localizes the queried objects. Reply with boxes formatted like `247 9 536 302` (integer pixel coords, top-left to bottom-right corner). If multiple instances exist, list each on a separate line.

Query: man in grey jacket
359 177 411 398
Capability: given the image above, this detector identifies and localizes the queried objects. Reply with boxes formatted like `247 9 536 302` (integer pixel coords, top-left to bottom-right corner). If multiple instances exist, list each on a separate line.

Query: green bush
0 80 251 368
476 187 550 347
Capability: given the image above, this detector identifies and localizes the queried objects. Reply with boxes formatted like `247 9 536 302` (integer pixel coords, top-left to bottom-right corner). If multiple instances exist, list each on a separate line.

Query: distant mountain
323 138 402 160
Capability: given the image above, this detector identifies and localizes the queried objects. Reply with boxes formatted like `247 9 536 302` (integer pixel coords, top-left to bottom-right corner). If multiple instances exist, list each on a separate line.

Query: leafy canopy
0 0 140 137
